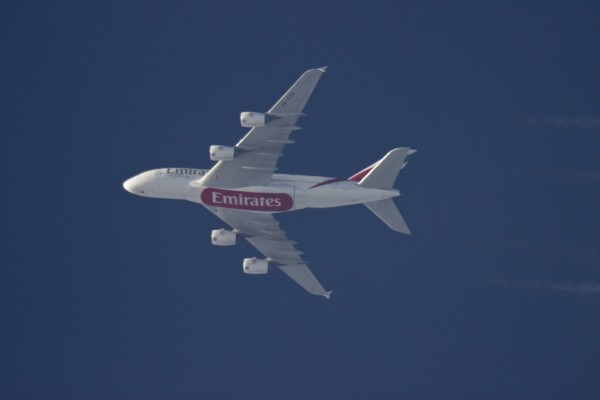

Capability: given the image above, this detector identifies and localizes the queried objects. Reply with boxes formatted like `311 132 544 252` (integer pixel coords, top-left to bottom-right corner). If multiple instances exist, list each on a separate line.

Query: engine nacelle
211 229 236 246
243 257 269 274
209 145 235 161
240 112 266 127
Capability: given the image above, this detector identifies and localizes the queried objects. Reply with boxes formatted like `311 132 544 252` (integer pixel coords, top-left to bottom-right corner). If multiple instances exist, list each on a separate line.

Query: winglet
279 264 331 298
318 66 328 72
324 291 333 299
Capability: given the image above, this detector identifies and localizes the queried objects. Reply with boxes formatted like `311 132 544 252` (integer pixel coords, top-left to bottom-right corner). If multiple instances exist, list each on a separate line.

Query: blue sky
2 2 600 399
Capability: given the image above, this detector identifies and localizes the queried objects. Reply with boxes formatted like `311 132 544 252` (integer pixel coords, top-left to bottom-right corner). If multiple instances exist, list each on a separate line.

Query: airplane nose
123 178 135 193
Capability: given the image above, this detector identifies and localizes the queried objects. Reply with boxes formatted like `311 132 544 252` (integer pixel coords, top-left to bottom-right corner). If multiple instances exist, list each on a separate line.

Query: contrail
524 115 600 130
493 278 600 296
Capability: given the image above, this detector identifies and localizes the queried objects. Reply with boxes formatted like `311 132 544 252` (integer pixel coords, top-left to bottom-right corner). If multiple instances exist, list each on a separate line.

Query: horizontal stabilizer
364 199 411 234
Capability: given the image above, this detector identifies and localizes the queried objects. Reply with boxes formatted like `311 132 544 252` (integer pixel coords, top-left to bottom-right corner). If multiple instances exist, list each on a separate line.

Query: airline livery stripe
308 178 345 189
348 168 373 182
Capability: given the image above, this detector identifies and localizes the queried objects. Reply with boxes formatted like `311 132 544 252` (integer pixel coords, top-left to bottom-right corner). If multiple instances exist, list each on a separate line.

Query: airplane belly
295 183 399 209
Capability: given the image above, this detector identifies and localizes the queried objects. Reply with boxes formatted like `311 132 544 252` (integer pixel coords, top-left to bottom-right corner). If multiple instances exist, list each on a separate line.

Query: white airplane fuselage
123 167 400 212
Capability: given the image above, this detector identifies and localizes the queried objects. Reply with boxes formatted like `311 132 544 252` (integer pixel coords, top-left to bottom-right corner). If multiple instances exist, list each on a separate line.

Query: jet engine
243 257 269 274
240 112 266 127
211 229 236 246
209 145 235 161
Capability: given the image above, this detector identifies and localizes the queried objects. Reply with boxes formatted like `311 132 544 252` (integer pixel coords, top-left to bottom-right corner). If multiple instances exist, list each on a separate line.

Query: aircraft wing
205 206 332 298
199 67 327 188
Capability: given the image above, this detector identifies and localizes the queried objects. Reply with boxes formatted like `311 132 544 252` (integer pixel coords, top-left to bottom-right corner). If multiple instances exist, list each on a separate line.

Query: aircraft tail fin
349 148 416 234
364 199 411 234
348 147 416 189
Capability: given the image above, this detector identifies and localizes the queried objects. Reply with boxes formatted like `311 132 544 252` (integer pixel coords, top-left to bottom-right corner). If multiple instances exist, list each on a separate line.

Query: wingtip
324 291 333 299
318 66 328 72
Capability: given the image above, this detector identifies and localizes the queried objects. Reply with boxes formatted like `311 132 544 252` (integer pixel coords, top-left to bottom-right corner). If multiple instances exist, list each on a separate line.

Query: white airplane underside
123 67 416 298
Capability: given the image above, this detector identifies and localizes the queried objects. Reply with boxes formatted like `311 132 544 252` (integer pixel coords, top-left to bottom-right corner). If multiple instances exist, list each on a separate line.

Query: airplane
123 67 416 299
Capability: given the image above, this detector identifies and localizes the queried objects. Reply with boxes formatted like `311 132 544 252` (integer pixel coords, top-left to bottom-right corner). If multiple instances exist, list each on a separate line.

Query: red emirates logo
201 188 293 212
